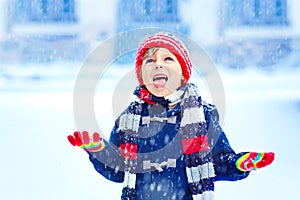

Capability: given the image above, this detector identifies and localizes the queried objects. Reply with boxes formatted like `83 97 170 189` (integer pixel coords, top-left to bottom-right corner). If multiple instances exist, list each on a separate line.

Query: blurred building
0 0 299 67
0 0 118 62
215 0 300 67
116 0 188 34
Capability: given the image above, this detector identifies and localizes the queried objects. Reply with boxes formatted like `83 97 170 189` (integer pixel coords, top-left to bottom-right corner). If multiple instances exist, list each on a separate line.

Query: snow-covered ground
0 60 300 200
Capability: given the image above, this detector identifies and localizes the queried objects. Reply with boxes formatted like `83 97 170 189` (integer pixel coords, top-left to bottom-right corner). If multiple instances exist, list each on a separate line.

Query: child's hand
67 131 105 153
236 152 275 172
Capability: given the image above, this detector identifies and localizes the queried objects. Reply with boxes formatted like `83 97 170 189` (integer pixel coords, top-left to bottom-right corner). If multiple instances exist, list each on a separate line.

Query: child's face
141 48 183 97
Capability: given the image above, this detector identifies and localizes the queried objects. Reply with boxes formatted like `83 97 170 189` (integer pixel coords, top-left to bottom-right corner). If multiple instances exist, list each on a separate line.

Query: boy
68 32 274 200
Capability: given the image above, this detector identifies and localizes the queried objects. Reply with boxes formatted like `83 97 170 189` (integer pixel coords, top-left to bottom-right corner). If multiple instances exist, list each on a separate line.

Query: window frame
225 0 289 27
14 0 77 23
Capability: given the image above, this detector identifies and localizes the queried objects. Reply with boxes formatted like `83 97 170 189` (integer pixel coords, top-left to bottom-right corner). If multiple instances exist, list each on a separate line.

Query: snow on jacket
88 101 249 200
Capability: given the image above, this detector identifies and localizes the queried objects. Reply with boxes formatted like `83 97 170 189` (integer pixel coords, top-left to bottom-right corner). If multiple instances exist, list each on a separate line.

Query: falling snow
1 0 300 200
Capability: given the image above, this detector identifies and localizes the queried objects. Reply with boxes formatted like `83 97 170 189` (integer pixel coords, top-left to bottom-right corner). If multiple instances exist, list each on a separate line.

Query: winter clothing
68 131 105 152
135 32 192 85
236 152 275 172
67 32 275 200
87 84 250 200
119 84 215 200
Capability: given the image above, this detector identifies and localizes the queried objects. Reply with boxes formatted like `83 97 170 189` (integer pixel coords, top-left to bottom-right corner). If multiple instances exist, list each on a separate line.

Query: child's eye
165 57 174 62
145 58 154 64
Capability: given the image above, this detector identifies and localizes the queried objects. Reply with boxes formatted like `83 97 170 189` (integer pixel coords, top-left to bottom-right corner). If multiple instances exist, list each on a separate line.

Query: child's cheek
140 67 152 84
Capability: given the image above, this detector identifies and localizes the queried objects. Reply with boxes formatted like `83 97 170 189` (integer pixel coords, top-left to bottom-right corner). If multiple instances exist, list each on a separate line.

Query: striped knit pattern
179 84 215 200
118 84 215 200
117 101 142 200
135 32 192 85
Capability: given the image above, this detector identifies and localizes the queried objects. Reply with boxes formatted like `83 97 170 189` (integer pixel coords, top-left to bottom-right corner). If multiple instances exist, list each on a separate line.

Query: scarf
118 83 215 200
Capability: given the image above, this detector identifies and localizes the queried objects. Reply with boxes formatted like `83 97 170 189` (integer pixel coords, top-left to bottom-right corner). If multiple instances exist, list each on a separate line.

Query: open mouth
152 74 168 88
153 74 168 82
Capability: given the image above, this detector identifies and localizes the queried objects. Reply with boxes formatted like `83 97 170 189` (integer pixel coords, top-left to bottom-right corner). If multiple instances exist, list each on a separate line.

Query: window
144 0 151 15
133 0 179 22
14 0 77 23
226 0 288 26
164 0 178 20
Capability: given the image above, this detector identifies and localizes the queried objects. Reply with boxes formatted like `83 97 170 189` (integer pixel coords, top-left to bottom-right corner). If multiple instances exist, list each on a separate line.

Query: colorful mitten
236 152 275 172
67 131 105 152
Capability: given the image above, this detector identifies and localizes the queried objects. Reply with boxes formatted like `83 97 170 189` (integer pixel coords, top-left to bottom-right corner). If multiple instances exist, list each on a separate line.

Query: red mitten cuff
236 152 275 172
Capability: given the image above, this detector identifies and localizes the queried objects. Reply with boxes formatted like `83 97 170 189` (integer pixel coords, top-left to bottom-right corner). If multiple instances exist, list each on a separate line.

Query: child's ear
181 75 185 81
181 76 185 85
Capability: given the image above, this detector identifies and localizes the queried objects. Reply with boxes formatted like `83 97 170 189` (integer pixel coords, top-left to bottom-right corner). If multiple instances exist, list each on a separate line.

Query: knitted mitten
67 131 105 152
236 152 275 172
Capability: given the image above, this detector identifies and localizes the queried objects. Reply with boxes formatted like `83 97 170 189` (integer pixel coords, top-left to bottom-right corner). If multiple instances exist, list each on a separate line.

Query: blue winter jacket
88 102 249 200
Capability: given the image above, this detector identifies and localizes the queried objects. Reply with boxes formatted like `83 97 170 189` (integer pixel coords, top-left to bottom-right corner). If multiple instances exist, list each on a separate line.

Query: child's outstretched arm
203 102 275 181
67 130 125 183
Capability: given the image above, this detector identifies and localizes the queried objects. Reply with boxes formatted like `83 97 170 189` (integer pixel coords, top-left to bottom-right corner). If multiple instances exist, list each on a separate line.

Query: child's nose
154 58 164 67
155 65 163 70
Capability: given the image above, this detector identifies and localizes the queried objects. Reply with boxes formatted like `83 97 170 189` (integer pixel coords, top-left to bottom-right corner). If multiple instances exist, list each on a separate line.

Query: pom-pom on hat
135 32 192 85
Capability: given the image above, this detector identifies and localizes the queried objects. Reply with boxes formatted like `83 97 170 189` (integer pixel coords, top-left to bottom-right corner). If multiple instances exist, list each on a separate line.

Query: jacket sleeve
203 102 250 181
88 125 125 183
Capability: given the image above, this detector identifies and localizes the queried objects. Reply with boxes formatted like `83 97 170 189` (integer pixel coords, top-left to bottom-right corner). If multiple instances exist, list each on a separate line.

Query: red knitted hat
135 32 192 85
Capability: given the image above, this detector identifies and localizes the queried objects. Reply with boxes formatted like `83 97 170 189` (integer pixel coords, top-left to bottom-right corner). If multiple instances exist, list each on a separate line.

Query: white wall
289 0 300 37
76 0 117 41
180 0 220 45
